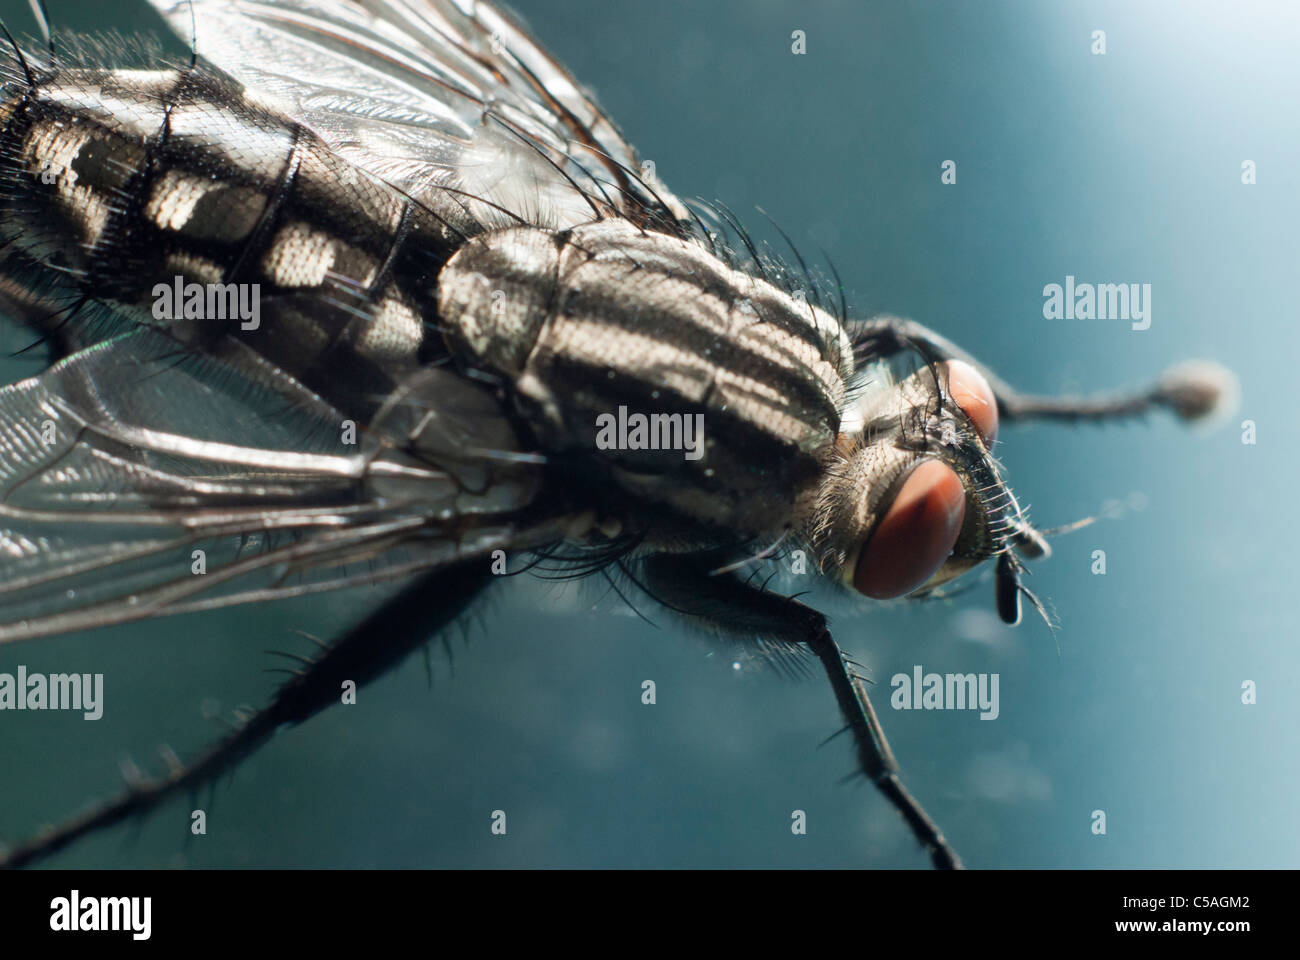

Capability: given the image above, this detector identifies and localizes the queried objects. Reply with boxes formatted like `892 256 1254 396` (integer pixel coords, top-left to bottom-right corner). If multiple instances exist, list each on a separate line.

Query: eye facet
945 359 998 446
852 459 966 599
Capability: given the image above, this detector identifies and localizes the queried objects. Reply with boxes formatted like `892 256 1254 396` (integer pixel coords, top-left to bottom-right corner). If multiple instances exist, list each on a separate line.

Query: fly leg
855 315 1235 427
804 621 962 870
639 554 962 869
0 564 489 868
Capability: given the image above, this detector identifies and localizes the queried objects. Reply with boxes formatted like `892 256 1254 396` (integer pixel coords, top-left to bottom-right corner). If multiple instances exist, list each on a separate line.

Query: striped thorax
438 219 855 542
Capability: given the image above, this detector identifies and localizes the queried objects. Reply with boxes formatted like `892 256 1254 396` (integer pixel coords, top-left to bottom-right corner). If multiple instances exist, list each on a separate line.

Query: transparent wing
0 328 547 642
149 0 699 236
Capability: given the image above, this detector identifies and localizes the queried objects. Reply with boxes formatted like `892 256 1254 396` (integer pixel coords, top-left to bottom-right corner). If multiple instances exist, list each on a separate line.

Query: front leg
855 316 1235 426
639 554 963 870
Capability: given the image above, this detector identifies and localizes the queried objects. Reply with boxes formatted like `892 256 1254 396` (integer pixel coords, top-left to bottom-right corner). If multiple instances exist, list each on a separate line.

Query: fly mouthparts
994 551 1023 625
995 550 1057 636
1016 505 1125 558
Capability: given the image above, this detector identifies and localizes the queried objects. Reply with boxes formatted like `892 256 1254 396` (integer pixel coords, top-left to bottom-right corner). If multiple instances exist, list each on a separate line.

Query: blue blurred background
0 0 1295 868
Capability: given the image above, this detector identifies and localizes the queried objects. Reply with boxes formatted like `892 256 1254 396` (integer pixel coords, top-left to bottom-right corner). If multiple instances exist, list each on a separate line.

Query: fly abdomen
0 58 463 417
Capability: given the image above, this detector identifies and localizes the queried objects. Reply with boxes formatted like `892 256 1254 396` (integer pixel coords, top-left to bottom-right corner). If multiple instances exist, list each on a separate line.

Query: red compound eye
852 459 966 599
945 359 998 446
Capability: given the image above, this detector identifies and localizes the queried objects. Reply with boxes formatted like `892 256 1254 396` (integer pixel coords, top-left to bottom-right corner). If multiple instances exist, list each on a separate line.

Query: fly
0 0 1234 869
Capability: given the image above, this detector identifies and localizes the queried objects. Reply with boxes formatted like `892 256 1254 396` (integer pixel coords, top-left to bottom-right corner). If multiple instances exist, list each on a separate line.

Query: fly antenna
1006 514 1052 558
995 550 1022 625
995 550 1058 653
1037 515 1101 538
1035 496 1129 542
26 0 52 59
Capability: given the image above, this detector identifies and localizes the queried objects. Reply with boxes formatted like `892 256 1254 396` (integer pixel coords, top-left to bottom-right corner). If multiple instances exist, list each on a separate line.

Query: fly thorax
438 220 853 536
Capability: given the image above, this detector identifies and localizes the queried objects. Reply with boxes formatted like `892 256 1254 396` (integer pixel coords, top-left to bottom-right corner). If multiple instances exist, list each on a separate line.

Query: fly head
808 354 1050 624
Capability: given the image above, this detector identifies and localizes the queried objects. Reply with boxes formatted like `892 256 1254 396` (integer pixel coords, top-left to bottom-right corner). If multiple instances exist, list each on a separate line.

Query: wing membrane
149 0 697 235
0 328 548 642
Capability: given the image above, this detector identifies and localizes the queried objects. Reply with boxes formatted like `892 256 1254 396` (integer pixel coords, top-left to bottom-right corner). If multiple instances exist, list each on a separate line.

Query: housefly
0 0 1233 868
